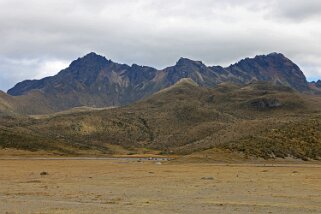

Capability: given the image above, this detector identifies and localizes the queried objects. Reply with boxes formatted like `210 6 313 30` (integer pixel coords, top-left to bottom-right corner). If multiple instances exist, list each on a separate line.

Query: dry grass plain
0 158 321 214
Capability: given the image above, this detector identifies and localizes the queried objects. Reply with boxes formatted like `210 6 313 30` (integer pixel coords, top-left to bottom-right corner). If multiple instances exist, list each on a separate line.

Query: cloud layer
1 0 321 91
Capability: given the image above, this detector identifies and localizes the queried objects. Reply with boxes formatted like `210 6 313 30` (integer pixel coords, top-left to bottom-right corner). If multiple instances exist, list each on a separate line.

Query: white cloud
0 57 69 91
34 60 69 79
0 0 321 91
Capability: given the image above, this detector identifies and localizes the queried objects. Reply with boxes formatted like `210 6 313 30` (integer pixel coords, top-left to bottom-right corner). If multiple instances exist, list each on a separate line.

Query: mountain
223 53 308 91
163 53 309 91
315 80 321 88
1 80 320 159
6 52 309 115
7 53 160 112
309 80 321 95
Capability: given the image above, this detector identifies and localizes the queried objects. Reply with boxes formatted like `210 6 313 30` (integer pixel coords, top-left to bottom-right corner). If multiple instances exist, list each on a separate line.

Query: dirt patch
0 159 320 213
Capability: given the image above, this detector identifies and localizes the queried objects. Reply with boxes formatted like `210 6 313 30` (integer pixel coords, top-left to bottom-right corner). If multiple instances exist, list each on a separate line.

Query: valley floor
0 158 321 214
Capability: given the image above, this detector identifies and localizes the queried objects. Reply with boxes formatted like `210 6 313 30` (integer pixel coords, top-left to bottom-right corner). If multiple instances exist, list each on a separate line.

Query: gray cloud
0 0 321 91
272 0 321 21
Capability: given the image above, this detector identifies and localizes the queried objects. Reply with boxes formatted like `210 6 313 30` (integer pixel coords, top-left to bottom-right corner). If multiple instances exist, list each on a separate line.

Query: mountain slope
1 81 320 159
7 53 161 112
224 53 308 91
0 90 55 115
7 52 309 114
0 91 15 116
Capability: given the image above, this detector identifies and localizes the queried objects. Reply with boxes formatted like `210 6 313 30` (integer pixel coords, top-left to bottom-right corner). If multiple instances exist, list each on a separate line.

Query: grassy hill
0 91 16 116
0 90 57 115
1 79 321 159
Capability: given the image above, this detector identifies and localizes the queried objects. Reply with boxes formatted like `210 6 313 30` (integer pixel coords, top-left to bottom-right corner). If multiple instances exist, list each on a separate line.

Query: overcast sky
1 0 321 91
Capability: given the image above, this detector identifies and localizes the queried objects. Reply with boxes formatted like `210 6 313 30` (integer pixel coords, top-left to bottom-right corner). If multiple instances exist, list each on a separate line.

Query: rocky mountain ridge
4 52 309 114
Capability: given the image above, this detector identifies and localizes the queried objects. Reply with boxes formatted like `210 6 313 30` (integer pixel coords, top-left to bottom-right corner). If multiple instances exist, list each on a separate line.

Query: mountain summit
6 52 309 114
225 53 308 91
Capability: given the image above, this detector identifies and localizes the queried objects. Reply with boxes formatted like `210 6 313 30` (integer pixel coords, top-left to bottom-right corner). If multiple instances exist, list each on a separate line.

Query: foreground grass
0 159 320 214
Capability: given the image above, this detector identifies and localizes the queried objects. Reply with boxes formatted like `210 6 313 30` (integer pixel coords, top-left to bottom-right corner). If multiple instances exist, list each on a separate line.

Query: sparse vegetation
0 80 321 160
40 171 48 176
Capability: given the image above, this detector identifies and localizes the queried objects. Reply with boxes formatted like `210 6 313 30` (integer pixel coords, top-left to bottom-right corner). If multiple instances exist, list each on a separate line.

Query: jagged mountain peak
176 57 205 67
84 51 101 57
233 52 287 65
267 52 285 57
82 52 108 60
227 52 308 91
69 52 111 68
256 52 290 62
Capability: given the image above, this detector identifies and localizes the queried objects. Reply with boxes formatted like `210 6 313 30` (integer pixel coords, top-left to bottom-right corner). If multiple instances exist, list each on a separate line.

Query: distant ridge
5 52 309 114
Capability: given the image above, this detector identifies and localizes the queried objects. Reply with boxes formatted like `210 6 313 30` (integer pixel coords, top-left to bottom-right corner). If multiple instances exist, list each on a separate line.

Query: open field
0 158 321 213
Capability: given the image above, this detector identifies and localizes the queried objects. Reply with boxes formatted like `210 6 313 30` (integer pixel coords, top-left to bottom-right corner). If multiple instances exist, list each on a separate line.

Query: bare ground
0 158 321 214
